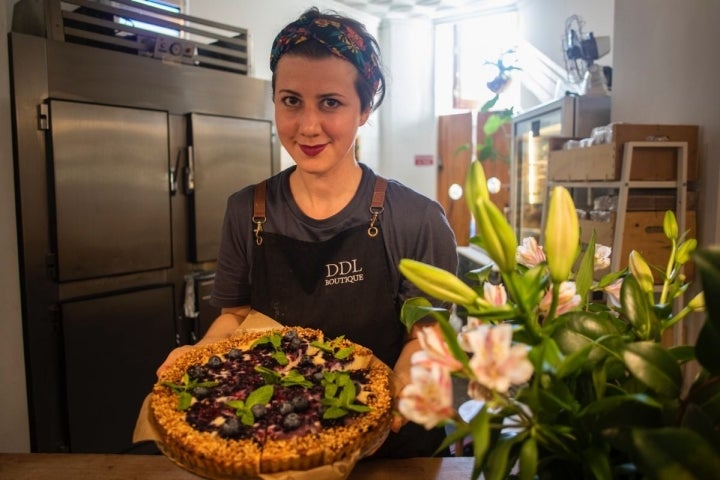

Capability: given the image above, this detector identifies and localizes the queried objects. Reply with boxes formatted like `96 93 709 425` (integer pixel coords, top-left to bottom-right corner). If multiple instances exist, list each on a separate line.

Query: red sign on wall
414 154 434 166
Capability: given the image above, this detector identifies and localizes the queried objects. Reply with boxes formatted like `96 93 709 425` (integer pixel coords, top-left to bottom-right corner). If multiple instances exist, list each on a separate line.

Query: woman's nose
298 108 321 135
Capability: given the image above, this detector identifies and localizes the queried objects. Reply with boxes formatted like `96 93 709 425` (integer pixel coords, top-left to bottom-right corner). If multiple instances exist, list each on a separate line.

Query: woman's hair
270 7 386 112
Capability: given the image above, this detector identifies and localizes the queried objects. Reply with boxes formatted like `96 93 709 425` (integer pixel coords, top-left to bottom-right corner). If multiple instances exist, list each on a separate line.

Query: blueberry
220 417 241 438
283 331 298 343
282 413 301 430
187 365 204 380
289 337 302 350
192 386 211 399
300 354 314 367
291 396 309 412
313 372 325 382
206 355 223 368
250 404 267 419
227 348 242 360
279 401 294 415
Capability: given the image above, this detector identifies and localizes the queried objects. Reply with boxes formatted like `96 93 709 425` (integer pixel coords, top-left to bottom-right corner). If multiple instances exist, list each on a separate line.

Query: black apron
249 177 447 458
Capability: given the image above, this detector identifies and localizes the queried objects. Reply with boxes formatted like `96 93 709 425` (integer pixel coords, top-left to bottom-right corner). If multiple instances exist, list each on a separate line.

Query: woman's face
273 54 370 175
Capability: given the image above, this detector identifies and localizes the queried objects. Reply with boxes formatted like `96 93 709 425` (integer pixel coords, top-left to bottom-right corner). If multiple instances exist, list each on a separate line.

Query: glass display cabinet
510 95 610 240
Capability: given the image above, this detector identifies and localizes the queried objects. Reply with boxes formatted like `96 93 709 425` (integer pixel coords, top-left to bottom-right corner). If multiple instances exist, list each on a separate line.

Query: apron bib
249 178 404 368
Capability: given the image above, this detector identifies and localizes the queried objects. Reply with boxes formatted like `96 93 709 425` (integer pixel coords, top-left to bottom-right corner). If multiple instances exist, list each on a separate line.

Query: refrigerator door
61 285 176 453
49 100 172 281
188 113 273 262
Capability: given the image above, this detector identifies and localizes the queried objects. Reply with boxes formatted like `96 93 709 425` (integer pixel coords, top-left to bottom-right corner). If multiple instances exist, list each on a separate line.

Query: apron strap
252 181 267 245
368 176 387 237
252 176 388 242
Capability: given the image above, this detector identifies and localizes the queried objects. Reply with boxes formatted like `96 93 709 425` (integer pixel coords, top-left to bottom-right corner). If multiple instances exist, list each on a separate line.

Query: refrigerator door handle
185 145 195 194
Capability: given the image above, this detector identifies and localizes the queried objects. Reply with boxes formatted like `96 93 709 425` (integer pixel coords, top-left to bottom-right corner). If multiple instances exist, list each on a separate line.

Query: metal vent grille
57 0 249 74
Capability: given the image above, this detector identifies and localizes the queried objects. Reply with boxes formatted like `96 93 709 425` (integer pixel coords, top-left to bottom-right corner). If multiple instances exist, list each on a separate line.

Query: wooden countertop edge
0 453 474 480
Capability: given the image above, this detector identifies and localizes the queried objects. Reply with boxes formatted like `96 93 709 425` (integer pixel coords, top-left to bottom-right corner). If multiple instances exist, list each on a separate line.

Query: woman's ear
359 107 371 126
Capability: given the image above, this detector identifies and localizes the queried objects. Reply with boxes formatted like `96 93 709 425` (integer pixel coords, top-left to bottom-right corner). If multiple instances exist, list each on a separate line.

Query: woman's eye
281 96 301 107
322 98 341 109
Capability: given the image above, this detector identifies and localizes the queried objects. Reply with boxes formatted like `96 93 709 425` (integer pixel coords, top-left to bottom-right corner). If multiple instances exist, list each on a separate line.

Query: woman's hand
155 307 250 377
390 327 425 432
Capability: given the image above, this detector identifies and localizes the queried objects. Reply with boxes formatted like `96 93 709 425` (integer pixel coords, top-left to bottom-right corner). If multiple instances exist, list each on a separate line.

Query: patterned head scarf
270 11 383 97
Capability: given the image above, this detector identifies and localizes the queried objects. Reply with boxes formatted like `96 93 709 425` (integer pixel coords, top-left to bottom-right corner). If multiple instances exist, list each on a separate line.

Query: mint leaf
178 391 192 411
281 370 312 388
335 347 354 360
323 406 348 419
255 365 281 384
272 350 289 366
246 385 274 407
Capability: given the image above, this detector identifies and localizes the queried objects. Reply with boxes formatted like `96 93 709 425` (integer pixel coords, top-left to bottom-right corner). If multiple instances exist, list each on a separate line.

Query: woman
158 7 457 458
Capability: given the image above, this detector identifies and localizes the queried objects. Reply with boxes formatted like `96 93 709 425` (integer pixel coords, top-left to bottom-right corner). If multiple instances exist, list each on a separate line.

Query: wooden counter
0 453 473 479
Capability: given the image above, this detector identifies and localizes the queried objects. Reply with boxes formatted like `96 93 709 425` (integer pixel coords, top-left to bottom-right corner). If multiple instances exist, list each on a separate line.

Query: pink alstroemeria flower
398 362 455 429
463 324 533 395
594 244 612 271
604 278 623 308
516 236 546 268
414 326 464 372
484 283 508 306
539 281 582 316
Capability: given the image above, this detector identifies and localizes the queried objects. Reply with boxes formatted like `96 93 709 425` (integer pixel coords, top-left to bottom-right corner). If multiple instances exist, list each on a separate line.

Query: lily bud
399 258 479 307
544 186 579 283
465 160 489 219
676 238 697 265
628 250 655 293
687 292 705 312
473 197 517 274
663 210 678 242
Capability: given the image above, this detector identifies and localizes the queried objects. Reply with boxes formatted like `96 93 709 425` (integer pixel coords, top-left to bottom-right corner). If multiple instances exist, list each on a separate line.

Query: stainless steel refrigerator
9 0 279 453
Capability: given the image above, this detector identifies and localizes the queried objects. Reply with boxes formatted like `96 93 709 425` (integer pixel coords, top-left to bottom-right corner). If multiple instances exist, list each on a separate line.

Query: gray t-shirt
211 163 458 309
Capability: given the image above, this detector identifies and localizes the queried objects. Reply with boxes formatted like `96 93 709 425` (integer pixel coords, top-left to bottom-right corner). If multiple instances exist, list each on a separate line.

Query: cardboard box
580 210 696 279
548 124 699 181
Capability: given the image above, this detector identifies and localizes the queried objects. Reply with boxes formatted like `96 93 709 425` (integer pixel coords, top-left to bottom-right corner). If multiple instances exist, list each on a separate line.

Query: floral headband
269 14 382 93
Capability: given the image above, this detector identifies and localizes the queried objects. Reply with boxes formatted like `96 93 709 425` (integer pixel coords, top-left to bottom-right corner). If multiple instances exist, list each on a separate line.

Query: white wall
0 0 31 454
517 0 614 109
379 17 437 198
612 0 720 248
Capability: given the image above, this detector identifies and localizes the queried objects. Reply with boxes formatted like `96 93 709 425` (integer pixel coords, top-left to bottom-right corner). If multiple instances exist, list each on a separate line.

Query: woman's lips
299 144 326 156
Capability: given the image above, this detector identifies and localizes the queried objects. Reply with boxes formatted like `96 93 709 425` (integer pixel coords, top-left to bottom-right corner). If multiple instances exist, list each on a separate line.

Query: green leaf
620 275 657 340
240 410 254 426
622 342 681 397
399 297 451 332
517 437 538 480
484 433 518 480
281 370 312 388
579 393 662 417
626 427 720 479
335 347 353 360
575 232 597 303
555 341 593 378
255 365 281 384
246 385 274 407
436 422 471 456
271 350 289 366
470 407 491 480
323 406 348 419
583 446 613 480
177 391 192 411
694 247 720 374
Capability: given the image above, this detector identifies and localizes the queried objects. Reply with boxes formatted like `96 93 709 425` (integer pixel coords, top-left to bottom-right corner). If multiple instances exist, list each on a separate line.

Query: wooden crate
580 210 696 279
548 124 699 181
